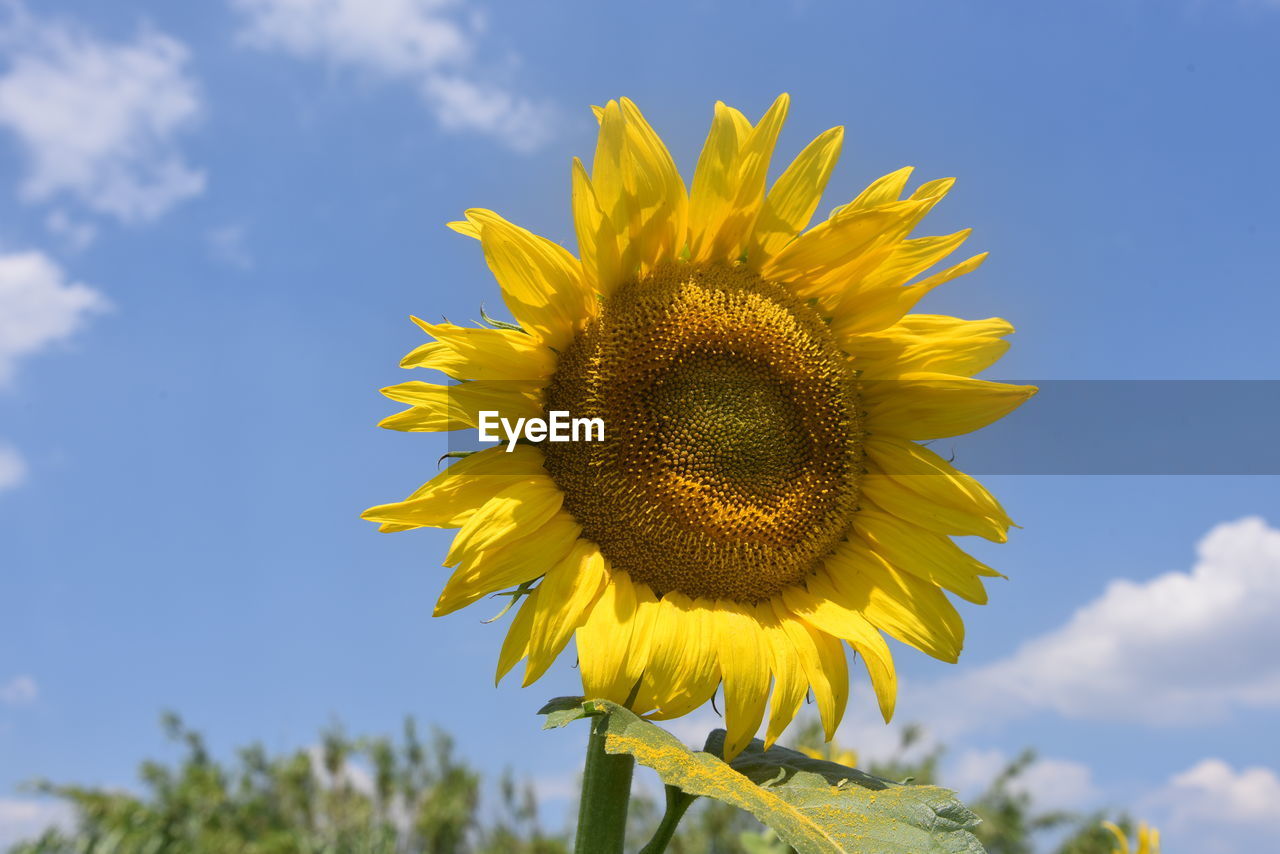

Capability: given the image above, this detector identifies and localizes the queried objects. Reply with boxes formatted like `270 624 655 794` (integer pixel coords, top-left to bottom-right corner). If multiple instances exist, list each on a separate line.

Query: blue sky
1 1 1279 850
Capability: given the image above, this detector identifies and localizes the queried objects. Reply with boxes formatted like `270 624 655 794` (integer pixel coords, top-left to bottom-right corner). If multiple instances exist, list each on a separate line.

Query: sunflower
1104 821 1161 854
363 95 1034 759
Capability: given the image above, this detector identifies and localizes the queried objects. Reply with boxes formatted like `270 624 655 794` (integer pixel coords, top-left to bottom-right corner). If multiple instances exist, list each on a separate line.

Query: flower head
363 95 1034 757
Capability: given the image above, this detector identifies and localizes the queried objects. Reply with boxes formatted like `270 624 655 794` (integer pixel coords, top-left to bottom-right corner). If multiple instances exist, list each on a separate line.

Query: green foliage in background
8 712 1138 854
9 712 565 854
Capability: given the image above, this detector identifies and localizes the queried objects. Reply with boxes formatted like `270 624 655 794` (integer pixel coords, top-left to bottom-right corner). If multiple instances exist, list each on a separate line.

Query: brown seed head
542 262 863 602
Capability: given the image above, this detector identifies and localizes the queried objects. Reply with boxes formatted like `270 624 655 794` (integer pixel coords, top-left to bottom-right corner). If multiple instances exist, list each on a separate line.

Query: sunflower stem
574 714 635 854
637 785 696 854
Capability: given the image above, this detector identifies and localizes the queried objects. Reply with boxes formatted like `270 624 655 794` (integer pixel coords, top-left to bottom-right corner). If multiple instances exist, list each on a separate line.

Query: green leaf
478 304 527 332
538 697 985 854
539 695 602 731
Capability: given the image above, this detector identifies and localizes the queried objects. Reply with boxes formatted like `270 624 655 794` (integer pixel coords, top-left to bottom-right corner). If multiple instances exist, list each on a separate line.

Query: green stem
574 715 635 854
637 785 697 854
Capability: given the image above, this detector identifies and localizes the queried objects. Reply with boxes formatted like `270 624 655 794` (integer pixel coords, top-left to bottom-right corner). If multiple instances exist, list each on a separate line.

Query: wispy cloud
44 210 96 252
232 0 554 151
206 224 255 270
0 250 107 386
0 674 38 706
0 2 205 222
0 443 25 493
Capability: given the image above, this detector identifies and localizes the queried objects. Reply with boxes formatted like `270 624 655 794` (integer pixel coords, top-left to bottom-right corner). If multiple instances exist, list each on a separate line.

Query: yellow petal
496 588 538 684
625 586 662 713
722 104 754 140
592 100 687 276
829 252 989 337
822 540 965 662
861 433 1013 542
862 476 1008 543
443 479 564 568
687 101 752 262
863 370 1036 440
705 93 790 263
434 509 581 616
523 540 608 685
763 198 930 296
467 209 595 351
910 176 956 202
782 578 897 723
757 602 806 748
773 602 848 740
589 101 627 251
644 593 720 720
854 507 998 604
1140 824 1160 854
847 166 914 211
377 380 543 432
399 319 556 381
1103 822 1130 854
620 98 689 269
714 600 771 760
747 125 843 263
849 314 1013 380
629 677 661 719
570 157 622 297
360 445 549 530
858 229 973 293
576 572 656 704
376 522 418 533
447 219 481 239
810 184 959 303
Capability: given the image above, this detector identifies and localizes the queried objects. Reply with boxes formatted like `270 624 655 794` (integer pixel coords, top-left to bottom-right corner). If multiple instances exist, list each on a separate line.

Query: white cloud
0 250 107 384
206 224 254 269
235 0 472 72
931 516 1280 729
1158 758 1280 825
232 0 554 150
1019 757 1098 809
1144 759 1280 854
422 74 551 150
947 746 1004 791
0 798 73 849
0 5 205 221
0 674 37 705
662 708 724 749
0 443 25 491
44 209 96 252
948 748 1097 810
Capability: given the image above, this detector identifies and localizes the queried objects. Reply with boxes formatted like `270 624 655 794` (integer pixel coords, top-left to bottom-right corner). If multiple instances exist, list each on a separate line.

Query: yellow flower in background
363 95 1034 758
798 744 859 769
1104 821 1161 854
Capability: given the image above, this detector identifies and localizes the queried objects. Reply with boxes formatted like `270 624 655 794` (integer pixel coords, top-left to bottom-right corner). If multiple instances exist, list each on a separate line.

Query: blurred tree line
8 713 1136 854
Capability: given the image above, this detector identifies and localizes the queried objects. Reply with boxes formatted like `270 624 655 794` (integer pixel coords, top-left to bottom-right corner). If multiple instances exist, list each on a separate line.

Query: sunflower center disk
542 263 863 603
